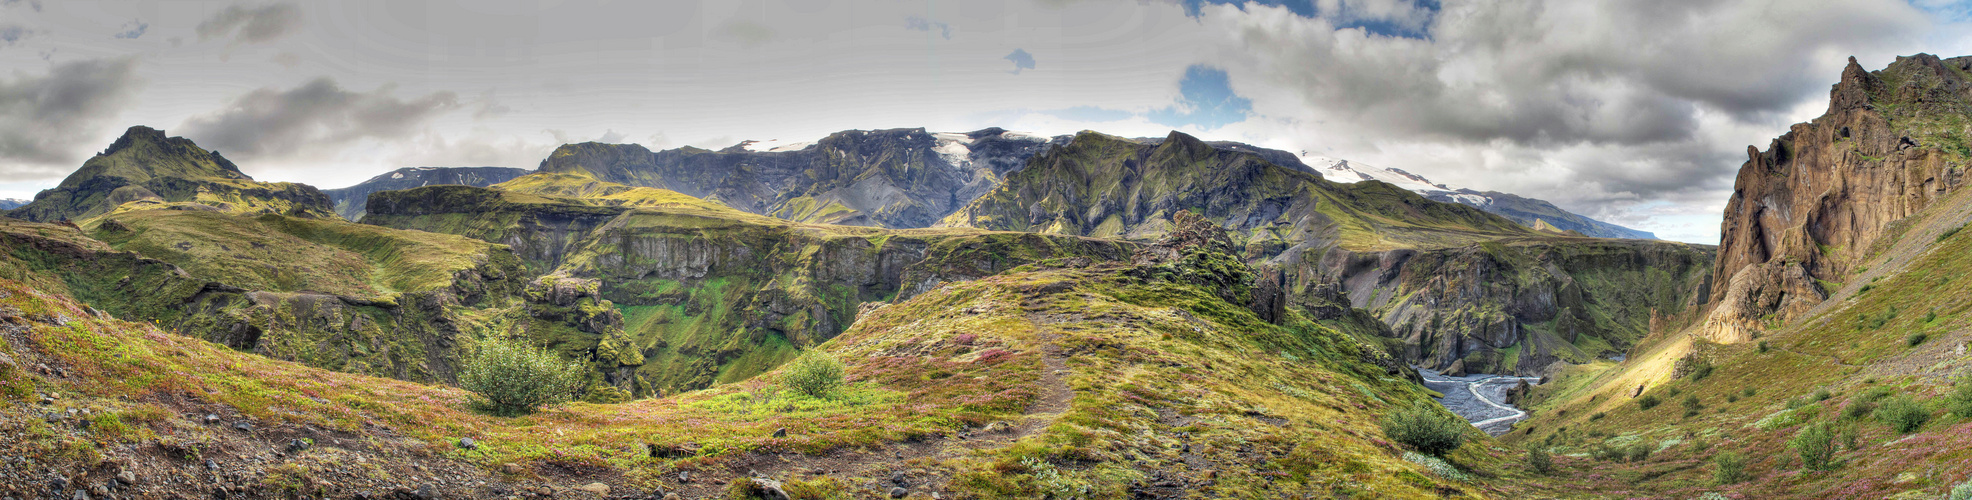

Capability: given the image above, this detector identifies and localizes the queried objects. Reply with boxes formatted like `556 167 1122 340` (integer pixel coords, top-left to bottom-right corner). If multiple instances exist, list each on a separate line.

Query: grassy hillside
1499 187 1972 499
8 126 336 222
0 229 1524 498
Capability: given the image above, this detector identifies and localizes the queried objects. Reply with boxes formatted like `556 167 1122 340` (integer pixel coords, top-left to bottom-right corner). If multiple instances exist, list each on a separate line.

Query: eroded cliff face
1704 54 1972 343
1285 239 1714 376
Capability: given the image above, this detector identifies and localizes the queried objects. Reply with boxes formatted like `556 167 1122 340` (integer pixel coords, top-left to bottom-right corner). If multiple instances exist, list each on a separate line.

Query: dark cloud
178 78 460 159
1 0 41 12
196 3 302 45
0 58 143 169
114 19 149 40
1005 49 1035 74
0 24 34 47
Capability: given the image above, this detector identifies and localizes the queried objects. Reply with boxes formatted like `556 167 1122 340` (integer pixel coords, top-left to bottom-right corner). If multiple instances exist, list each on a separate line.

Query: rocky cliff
1290 238 1714 376
536 128 1064 228
366 178 1136 393
323 166 531 221
7 126 337 222
1704 54 1972 343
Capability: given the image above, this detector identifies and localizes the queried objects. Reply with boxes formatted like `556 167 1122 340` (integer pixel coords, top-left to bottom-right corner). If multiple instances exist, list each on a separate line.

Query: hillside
322 166 531 221
536 128 1064 228
942 130 1714 377
0 216 1511 499
1495 53 1972 499
1704 53 1972 344
1201 141 1656 240
6 126 337 222
365 173 1139 394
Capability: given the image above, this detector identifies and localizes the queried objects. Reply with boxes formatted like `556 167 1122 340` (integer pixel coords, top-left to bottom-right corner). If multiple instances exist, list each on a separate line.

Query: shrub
1812 388 1833 402
1951 480 1972 500
1938 224 1963 243
1950 379 1972 418
1525 446 1552 474
1688 361 1714 382
1588 444 1623 461
1908 333 1929 347
459 337 585 417
1380 401 1468 457
1589 412 1606 421
1683 395 1704 410
1873 394 1930 433
780 351 848 398
1842 400 1876 421
1624 442 1652 463
1743 387 1758 398
1757 340 1770 353
1713 451 1749 484
1638 394 1662 410
1791 422 1837 471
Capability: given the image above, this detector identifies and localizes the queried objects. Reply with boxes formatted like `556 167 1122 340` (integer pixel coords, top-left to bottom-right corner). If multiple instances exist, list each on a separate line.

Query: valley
1 50 1970 500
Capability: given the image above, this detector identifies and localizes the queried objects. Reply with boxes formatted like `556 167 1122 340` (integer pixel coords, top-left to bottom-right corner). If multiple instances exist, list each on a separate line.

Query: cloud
196 3 303 45
1 0 41 12
1005 49 1035 74
0 24 34 47
0 57 144 171
1181 0 1438 38
1148 65 1254 130
114 19 149 39
905 16 953 39
177 78 460 160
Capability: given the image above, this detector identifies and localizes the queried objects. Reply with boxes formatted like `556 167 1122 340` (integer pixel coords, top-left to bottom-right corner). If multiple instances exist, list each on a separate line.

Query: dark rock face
536 127 1064 228
10 126 336 222
1704 54 1972 343
1292 239 1714 376
322 166 531 221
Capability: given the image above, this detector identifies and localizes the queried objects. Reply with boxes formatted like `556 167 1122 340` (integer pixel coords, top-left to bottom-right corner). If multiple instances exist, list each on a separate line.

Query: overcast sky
1 0 1968 242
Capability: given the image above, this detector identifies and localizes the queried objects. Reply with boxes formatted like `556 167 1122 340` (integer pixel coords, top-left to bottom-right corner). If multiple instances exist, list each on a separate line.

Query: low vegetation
778 350 846 398
458 337 585 417
1378 401 1469 457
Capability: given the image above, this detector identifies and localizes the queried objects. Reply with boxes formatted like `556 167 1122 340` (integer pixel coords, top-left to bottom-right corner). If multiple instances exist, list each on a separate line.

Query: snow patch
931 133 973 168
390 172 404 179
739 139 816 153
998 130 1051 142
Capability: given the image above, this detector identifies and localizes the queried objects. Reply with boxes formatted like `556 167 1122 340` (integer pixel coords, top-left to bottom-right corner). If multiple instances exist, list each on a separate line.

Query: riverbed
1417 368 1541 436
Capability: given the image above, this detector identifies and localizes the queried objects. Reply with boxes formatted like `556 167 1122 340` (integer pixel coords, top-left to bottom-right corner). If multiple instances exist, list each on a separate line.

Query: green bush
1713 451 1748 484
1938 224 1963 243
1683 394 1703 410
1907 333 1928 347
1638 394 1661 410
1757 340 1770 353
1688 361 1714 382
1624 442 1652 463
1812 388 1833 402
1949 379 1972 418
1791 422 1837 471
1843 399 1876 421
1950 480 1972 500
1525 446 1552 474
780 351 848 398
1873 394 1931 433
1380 401 1468 457
459 337 585 417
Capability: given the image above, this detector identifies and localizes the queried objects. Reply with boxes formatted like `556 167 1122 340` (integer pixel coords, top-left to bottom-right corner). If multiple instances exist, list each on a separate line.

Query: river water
1417 368 1541 436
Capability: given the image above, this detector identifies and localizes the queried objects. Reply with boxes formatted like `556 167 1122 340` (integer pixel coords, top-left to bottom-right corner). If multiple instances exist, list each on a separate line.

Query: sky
1 0 1969 243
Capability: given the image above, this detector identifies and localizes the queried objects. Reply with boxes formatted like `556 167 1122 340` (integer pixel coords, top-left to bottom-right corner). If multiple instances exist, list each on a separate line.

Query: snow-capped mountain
0 198 28 210
1309 157 1656 240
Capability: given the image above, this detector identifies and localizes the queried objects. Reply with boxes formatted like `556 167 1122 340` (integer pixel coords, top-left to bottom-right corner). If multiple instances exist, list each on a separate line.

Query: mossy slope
7 126 337 222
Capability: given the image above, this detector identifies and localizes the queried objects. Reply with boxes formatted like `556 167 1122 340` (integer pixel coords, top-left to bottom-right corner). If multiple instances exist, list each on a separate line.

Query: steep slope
322 166 530 221
947 131 1715 378
537 127 1064 228
1491 54 1972 499
1232 145 1657 240
941 130 1531 252
7 126 336 222
1703 54 1972 344
366 176 1138 394
0 218 1503 499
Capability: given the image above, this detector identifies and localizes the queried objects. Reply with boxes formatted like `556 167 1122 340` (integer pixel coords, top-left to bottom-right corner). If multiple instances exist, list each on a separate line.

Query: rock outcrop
1704 54 1972 343
323 166 531 221
536 127 1064 228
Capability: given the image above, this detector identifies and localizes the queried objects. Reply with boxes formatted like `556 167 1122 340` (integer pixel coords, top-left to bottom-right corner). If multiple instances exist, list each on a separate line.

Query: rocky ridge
322 166 531 221
1703 54 1972 343
6 126 337 223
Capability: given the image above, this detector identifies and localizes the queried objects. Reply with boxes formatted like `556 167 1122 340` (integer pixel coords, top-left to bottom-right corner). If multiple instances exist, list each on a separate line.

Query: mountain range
1 53 1969 499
